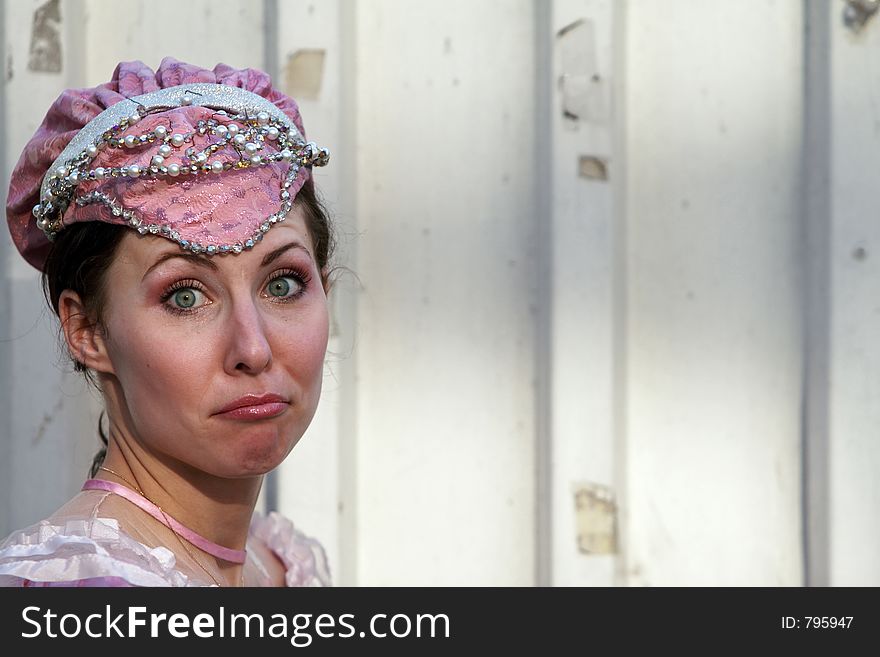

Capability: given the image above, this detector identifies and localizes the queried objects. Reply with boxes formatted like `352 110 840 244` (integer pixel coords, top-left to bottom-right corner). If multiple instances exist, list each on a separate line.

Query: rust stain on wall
29 0 62 73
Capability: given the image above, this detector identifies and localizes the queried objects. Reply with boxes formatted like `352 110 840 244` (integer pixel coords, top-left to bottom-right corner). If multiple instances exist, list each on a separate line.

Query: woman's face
96 206 329 478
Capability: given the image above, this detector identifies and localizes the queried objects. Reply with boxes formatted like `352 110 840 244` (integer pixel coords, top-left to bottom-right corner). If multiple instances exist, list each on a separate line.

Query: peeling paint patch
574 482 617 554
29 0 62 73
285 49 326 101
578 155 608 181
557 18 609 124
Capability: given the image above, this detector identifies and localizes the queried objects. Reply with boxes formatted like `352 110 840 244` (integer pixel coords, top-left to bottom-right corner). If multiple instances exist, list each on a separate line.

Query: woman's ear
58 290 115 375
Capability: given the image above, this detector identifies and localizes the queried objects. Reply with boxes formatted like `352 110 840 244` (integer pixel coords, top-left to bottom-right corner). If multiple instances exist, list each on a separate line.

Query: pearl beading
32 83 330 255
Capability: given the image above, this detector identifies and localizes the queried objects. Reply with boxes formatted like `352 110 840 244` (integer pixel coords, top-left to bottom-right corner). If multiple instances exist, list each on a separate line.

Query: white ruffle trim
0 517 198 587
249 511 332 587
0 512 332 587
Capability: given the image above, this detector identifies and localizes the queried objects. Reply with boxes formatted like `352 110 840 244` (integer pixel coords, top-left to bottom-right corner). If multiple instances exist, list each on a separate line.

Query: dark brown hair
40 177 335 477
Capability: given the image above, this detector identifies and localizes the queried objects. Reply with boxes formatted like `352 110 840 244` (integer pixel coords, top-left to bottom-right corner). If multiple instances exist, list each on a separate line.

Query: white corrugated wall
0 0 877 586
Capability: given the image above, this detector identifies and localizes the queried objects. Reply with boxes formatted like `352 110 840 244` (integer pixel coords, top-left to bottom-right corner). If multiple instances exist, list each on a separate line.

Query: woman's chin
214 429 301 477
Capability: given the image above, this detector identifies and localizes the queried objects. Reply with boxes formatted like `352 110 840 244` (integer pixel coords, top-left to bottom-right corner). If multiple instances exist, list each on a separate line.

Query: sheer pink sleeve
249 512 332 587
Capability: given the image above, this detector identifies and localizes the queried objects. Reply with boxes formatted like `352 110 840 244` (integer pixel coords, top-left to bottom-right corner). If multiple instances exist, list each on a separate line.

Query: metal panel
623 0 804 585
1 0 97 535
273 0 346 585
353 0 537 585
827 0 880 586
545 0 621 586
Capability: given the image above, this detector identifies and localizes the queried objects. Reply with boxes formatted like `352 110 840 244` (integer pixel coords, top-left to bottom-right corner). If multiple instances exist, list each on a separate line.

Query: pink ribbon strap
82 478 247 564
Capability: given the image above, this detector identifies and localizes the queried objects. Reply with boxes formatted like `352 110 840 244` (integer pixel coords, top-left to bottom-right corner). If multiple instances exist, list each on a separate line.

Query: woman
0 58 334 587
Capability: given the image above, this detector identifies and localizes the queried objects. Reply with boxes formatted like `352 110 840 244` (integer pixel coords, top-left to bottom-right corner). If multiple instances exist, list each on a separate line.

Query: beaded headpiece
6 58 329 271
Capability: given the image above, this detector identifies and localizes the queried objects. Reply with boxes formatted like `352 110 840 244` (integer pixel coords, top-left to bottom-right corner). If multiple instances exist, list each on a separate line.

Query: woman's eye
266 276 301 299
170 287 205 309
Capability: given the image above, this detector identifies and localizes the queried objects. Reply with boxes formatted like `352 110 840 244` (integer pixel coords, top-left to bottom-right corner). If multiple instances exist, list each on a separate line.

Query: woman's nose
223 298 272 374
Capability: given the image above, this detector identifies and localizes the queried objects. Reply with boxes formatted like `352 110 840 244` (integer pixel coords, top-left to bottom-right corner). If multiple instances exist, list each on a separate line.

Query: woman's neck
98 420 262 586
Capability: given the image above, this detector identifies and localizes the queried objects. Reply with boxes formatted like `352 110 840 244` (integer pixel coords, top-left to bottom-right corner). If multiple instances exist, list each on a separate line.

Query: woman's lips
214 393 289 420
215 401 289 420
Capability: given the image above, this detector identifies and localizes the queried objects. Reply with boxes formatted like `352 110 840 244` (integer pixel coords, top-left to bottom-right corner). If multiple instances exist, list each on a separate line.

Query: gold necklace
98 466 245 587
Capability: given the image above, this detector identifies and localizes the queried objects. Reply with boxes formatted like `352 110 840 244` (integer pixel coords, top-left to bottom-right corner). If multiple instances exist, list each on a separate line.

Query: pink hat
6 57 329 271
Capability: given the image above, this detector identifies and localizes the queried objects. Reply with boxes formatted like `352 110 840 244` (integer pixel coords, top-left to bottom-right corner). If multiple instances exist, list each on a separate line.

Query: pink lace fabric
0 491 331 588
68 108 308 253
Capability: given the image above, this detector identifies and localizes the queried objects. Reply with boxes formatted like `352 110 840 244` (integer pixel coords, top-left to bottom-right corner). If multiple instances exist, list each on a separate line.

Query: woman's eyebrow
260 241 313 267
142 241 313 282
142 252 218 281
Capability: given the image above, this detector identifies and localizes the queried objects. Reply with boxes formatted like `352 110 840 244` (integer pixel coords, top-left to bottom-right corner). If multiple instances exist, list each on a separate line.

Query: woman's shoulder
248 511 332 587
0 493 199 587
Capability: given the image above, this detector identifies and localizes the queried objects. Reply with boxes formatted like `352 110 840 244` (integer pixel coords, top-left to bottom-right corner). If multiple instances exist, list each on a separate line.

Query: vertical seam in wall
263 0 279 82
0 0 12 536
65 0 86 88
611 0 630 588
802 0 831 587
262 0 279 515
534 0 554 588
337 0 359 586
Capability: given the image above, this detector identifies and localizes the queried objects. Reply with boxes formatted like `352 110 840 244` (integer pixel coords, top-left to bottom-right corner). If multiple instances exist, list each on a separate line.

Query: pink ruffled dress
0 485 331 587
